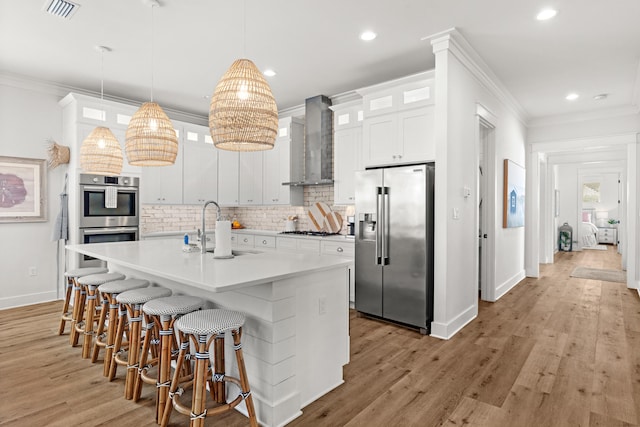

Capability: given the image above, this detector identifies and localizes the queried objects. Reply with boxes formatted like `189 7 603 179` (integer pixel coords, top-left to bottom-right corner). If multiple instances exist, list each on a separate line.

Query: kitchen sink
206 248 259 256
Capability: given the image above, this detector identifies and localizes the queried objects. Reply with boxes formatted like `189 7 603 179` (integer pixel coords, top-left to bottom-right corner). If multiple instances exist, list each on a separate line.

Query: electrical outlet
29 267 37 276
318 296 326 315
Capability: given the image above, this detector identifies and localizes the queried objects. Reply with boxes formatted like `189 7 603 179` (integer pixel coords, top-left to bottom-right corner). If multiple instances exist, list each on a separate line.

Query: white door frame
476 104 497 302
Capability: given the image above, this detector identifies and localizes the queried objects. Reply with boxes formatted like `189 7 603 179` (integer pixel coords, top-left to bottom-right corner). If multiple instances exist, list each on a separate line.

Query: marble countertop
66 240 351 293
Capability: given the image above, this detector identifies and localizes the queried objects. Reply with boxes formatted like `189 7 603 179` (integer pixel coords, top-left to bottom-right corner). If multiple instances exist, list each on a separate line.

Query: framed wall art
0 156 47 223
503 159 525 228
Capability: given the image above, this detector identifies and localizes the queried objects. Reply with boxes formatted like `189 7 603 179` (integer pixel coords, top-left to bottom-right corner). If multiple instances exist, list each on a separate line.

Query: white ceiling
1 0 639 121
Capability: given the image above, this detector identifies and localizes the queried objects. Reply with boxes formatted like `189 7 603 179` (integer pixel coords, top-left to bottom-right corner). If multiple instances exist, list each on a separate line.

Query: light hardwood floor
1 246 638 426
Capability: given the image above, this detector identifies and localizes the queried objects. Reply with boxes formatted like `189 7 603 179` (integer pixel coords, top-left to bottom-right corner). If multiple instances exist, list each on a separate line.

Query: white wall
0 83 65 308
430 30 527 339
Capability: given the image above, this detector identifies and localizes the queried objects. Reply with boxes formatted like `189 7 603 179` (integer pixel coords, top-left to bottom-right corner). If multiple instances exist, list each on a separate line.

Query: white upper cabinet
358 72 435 167
140 123 183 204
217 150 239 206
238 151 263 205
262 117 304 206
331 101 363 205
182 125 218 205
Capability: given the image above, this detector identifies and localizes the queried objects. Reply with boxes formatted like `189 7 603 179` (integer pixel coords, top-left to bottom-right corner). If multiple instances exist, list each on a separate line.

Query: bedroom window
582 182 601 203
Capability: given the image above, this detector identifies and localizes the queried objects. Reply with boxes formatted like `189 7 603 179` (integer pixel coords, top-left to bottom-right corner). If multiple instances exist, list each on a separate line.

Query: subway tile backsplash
141 185 352 235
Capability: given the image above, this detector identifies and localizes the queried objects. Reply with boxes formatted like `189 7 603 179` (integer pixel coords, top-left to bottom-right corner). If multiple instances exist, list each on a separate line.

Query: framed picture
503 159 525 228
0 156 47 223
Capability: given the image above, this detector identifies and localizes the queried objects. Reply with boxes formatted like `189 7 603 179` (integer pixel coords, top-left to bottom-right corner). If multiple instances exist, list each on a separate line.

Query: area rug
570 266 626 283
583 245 608 251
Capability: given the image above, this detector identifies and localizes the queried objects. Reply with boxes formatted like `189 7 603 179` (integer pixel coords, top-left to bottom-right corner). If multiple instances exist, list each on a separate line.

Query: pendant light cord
243 0 246 58
100 48 104 101
150 3 155 102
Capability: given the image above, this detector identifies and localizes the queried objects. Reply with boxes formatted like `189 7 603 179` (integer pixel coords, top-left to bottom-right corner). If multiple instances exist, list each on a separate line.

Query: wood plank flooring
1 246 638 426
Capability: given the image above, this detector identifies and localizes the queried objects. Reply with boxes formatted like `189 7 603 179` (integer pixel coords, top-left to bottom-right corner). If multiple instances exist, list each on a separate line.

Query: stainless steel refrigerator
355 163 434 334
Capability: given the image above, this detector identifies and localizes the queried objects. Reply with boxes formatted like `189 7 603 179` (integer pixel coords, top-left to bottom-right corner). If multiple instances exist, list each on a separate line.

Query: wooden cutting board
308 202 331 231
323 211 343 233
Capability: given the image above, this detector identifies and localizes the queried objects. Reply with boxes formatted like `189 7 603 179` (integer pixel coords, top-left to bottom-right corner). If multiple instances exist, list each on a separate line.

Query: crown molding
528 104 640 128
428 28 528 126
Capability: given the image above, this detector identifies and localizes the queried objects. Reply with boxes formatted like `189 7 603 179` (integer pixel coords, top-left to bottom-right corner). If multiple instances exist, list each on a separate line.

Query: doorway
477 107 496 302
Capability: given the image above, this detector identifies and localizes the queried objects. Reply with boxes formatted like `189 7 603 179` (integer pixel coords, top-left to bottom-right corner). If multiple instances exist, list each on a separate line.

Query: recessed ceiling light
593 93 608 100
565 93 579 101
360 31 377 41
263 69 276 77
536 8 557 21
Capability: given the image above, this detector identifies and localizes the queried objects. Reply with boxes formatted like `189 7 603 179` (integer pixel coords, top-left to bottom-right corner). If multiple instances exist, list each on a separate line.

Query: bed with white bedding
581 209 599 247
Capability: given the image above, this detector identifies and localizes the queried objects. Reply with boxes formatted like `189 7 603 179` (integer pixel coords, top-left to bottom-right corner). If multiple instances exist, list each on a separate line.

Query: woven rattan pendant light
125 0 178 166
209 1 278 151
79 46 123 176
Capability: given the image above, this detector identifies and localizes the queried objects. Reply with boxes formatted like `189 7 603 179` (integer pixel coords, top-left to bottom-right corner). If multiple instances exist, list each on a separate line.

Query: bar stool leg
82 284 99 358
232 328 258 427
58 277 74 335
108 305 128 381
102 295 121 376
91 294 109 363
161 333 192 427
213 333 225 404
124 303 143 400
156 315 173 422
70 281 86 346
133 312 158 402
191 335 209 427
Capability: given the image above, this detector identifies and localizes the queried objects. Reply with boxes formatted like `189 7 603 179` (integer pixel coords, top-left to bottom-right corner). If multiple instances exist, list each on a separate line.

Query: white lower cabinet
320 241 355 304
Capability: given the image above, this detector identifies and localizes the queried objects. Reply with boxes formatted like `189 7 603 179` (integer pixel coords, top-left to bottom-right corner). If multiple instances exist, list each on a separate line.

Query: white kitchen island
66 239 351 427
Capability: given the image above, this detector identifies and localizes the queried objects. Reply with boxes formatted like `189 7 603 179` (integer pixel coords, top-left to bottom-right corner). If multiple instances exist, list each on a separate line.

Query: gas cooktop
279 231 341 236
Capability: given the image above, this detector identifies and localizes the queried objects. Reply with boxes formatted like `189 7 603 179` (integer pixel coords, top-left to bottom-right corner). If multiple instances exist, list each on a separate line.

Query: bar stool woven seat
134 295 205 422
59 267 108 339
91 279 150 374
75 272 125 358
161 309 258 427
110 287 172 400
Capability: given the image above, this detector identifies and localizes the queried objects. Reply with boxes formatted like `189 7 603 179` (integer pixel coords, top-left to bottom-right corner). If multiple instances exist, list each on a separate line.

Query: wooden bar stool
109 287 172 400
91 278 150 376
75 272 125 358
59 267 107 343
133 295 205 423
161 309 258 427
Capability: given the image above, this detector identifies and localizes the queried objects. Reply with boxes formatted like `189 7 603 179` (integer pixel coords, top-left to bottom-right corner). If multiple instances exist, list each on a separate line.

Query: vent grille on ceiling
42 0 80 19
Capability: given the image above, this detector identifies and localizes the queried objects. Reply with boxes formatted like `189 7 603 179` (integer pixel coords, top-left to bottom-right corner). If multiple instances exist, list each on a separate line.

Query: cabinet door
110 126 142 177
398 105 435 163
238 151 263 205
183 140 218 204
263 136 289 205
217 150 239 206
362 114 397 167
334 127 361 205
139 126 182 204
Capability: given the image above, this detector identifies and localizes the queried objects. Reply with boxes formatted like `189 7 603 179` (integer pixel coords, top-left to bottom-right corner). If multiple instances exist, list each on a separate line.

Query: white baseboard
0 291 58 310
495 269 526 301
430 303 477 340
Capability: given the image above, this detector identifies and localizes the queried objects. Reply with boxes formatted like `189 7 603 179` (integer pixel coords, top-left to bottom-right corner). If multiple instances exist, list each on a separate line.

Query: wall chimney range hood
283 95 333 186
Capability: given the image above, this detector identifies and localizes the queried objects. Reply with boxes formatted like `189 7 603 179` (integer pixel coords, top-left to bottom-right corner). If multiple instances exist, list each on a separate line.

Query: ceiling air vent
42 0 80 19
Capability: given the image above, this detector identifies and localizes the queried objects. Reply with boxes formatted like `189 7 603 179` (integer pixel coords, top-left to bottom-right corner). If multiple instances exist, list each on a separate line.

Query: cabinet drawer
321 241 355 257
237 234 255 247
255 235 276 249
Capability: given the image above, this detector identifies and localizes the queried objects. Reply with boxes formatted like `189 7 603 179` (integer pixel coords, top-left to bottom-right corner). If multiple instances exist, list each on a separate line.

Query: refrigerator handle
383 187 390 265
376 187 383 265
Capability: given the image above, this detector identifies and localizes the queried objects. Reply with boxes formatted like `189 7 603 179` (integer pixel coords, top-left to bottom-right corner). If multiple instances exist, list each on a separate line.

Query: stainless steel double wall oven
78 174 139 266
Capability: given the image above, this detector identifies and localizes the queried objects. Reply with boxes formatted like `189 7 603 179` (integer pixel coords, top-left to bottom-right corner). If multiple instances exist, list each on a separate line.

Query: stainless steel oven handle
81 185 139 192
81 227 139 235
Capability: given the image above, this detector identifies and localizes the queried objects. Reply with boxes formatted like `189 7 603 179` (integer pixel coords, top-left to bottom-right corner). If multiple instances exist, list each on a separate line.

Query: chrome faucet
201 200 221 254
